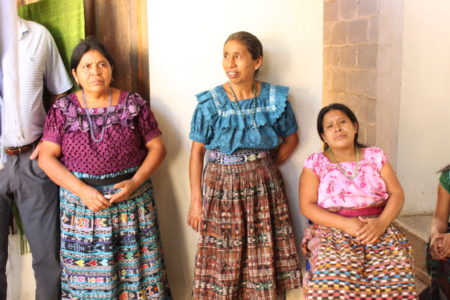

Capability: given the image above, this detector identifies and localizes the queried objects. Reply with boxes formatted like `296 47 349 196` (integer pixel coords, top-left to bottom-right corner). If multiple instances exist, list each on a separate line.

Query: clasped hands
343 216 389 245
430 232 450 260
79 179 138 212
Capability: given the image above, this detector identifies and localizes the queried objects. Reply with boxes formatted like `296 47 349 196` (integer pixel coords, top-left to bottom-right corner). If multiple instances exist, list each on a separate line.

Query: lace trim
195 82 288 130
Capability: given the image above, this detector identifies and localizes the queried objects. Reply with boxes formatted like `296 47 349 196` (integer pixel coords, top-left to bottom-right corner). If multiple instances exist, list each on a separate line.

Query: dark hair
317 103 366 149
70 36 115 71
225 31 263 76
438 164 450 173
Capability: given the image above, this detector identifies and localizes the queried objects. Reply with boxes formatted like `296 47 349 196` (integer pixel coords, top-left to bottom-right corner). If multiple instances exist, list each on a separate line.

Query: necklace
228 81 258 128
328 146 360 180
82 89 112 143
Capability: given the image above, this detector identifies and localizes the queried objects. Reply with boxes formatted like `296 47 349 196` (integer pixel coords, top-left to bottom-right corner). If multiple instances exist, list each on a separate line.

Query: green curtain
18 0 85 72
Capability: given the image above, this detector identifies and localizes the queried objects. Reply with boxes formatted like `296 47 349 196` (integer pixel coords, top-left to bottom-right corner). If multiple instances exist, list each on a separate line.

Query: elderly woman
38 37 171 299
299 103 417 299
187 31 302 299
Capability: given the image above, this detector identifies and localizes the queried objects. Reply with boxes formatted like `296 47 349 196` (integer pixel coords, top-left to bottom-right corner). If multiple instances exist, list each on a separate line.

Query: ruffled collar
196 82 288 129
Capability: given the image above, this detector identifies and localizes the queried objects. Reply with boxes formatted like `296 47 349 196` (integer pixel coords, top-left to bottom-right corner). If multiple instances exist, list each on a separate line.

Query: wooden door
83 0 149 99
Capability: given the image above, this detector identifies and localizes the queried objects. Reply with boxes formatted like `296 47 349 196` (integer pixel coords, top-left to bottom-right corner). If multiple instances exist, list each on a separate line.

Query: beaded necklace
228 82 258 128
328 146 360 180
82 89 112 143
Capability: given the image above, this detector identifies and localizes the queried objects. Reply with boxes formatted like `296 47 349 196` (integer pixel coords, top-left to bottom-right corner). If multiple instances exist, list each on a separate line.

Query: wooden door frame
83 0 149 99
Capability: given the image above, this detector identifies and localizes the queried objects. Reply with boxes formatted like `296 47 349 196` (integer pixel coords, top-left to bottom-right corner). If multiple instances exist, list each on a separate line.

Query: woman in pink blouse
299 103 417 299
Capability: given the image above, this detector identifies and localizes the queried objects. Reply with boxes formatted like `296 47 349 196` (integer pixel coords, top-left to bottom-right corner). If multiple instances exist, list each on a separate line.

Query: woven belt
330 205 385 217
80 172 134 187
4 141 38 155
209 149 270 165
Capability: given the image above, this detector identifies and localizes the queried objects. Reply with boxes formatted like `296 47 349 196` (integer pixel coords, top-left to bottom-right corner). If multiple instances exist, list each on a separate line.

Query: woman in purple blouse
38 37 171 299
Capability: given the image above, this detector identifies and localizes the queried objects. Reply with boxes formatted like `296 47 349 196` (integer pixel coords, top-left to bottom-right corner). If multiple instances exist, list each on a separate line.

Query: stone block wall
323 0 379 146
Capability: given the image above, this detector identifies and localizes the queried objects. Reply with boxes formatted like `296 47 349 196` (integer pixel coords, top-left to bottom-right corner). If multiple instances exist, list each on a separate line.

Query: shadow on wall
150 100 192 298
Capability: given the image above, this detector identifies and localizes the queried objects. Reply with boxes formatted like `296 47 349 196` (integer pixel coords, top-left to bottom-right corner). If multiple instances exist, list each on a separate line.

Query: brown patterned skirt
193 153 302 299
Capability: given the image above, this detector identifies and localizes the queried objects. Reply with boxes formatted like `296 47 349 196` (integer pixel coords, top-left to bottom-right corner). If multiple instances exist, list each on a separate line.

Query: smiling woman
188 31 302 299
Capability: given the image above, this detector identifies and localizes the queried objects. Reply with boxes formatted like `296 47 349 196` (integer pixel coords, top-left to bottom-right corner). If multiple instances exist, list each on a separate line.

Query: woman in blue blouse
187 31 302 299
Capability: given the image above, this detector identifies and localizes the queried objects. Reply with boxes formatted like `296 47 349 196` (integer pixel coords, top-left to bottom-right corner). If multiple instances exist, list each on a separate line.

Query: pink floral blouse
304 147 389 209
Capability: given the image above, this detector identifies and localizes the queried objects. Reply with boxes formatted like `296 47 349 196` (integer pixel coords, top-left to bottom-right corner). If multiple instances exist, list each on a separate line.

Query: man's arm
49 92 67 106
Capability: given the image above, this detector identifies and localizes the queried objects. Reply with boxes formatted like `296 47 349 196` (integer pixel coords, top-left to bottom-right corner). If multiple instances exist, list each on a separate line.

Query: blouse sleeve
303 152 322 175
136 98 162 144
273 100 298 137
189 91 216 145
42 101 66 145
365 147 388 171
189 107 213 144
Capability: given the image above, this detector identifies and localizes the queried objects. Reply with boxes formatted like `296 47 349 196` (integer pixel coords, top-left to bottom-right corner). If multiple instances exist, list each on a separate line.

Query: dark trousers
0 149 60 300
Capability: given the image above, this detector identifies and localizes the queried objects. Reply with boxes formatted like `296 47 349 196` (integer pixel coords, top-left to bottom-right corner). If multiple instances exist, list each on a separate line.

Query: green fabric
11 203 29 255
440 171 450 193
18 0 85 72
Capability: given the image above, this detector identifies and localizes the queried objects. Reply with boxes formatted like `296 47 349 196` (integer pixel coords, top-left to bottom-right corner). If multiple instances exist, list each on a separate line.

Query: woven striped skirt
302 222 417 299
193 150 302 299
60 168 171 299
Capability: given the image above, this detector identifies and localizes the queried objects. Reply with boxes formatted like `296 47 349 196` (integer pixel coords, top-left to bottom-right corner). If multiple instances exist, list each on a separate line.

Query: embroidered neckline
57 92 143 133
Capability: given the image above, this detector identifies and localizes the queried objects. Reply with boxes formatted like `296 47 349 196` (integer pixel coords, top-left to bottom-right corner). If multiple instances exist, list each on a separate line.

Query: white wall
7 237 35 300
397 0 450 214
147 0 323 297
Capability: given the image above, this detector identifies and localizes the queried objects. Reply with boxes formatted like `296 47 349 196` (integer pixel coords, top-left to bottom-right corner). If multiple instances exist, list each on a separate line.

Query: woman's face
222 39 262 85
72 49 112 94
321 109 358 150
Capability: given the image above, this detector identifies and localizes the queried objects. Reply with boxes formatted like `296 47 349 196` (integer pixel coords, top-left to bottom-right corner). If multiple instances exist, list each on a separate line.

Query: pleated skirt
193 156 302 299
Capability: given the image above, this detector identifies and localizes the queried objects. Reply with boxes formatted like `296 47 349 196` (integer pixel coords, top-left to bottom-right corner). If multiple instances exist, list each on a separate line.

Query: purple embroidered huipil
42 91 161 175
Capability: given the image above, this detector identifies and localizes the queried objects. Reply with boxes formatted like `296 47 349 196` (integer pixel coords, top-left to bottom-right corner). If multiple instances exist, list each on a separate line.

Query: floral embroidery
57 92 144 133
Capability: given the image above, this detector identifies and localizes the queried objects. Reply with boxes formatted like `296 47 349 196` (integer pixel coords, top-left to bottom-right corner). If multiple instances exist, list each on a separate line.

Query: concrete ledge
394 214 433 286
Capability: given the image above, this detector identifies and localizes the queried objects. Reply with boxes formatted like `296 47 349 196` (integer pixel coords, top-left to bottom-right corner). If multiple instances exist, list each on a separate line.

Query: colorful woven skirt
302 223 417 299
60 168 171 299
193 150 302 299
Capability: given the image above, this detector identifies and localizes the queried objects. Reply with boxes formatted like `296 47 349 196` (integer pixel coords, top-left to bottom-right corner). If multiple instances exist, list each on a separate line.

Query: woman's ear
255 56 263 70
71 69 78 84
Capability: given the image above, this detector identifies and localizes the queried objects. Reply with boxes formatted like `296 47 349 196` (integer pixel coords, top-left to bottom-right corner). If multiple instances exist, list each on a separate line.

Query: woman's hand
187 194 203 232
29 142 41 160
430 233 445 260
430 183 450 259
356 217 389 244
440 233 450 258
79 184 110 212
109 179 138 204
340 217 365 237
431 232 450 259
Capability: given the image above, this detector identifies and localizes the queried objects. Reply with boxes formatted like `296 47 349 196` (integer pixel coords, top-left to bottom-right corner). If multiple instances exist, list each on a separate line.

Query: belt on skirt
208 149 271 165
328 205 385 217
80 172 134 187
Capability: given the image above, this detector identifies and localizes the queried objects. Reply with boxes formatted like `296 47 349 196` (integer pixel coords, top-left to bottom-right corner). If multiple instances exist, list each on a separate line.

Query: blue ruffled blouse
189 82 298 154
